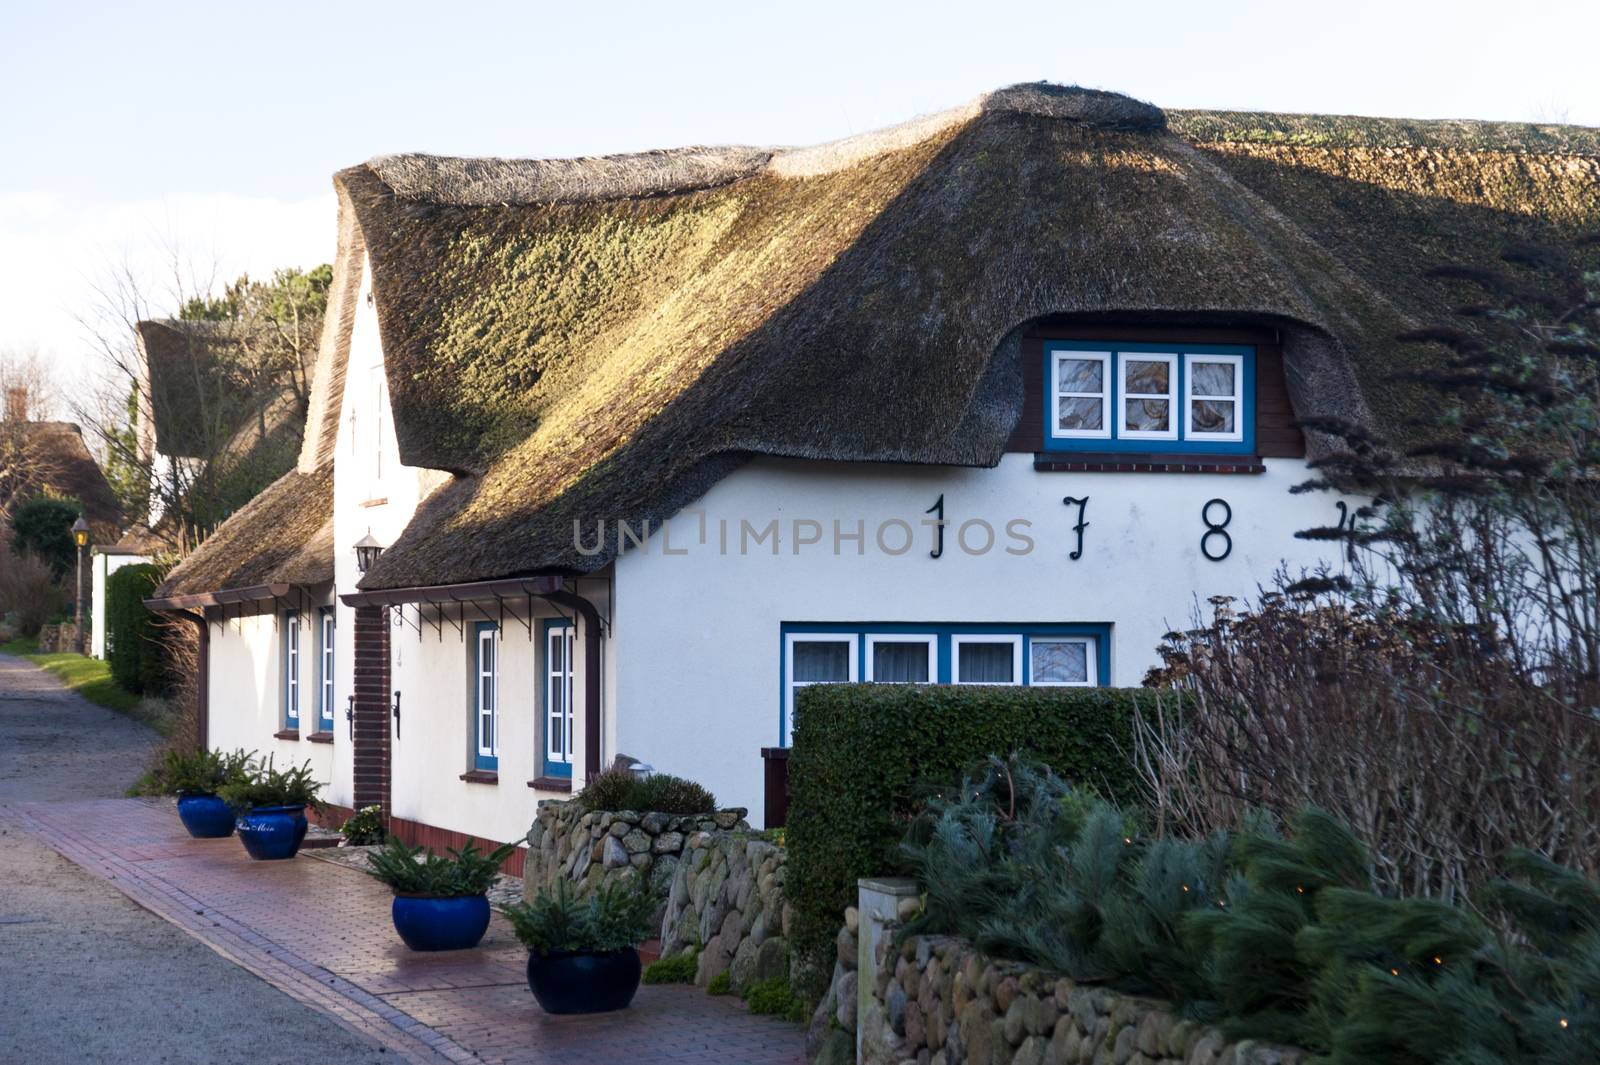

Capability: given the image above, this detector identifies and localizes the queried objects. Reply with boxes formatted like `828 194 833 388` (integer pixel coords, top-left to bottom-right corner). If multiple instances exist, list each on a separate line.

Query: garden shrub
576 764 717 814
341 804 386 845
106 562 168 695
786 683 1151 999
642 949 698 984
743 975 808 1022
706 970 732 996
903 754 1600 1063
8 495 81 579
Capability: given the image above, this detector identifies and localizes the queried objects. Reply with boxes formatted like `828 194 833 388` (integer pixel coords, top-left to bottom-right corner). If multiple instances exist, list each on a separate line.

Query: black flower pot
526 948 642 1014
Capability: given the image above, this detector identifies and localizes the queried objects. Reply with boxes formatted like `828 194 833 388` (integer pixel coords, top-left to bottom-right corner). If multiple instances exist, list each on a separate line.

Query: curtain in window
958 642 1014 683
873 641 930 683
794 641 850 682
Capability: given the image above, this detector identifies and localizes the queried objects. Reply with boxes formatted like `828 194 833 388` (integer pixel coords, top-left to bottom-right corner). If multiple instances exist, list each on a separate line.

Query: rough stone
838 925 858 968
712 810 741 830
845 906 860 934
994 976 1021 1014
888 983 909 1035
621 829 652 854
641 810 670 835
652 830 684 854
835 970 859 1031
601 835 630 869
1014 1036 1047 1065
729 936 760 993
608 820 631 838
905 1001 926 1050
897 895 921 922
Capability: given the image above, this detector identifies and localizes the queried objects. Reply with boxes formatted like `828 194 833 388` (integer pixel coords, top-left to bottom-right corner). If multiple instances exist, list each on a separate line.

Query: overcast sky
3 0 1597 392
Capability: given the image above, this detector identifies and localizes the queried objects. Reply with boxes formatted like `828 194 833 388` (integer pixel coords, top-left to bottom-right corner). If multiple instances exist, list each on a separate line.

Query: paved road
0 653 391 1065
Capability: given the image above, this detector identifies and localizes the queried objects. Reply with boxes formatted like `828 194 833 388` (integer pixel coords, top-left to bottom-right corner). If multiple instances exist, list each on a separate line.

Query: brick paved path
4 798 804 1065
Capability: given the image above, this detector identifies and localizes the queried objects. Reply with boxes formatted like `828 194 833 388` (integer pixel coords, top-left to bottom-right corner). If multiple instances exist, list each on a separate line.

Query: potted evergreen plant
365 837 517 951
218 757 323 860
501 880 656 1014
154 748 253 838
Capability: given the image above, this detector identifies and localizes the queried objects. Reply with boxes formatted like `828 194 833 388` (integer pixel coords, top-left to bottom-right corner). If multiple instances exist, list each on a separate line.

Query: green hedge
786 683 1154 999
105 563 168 696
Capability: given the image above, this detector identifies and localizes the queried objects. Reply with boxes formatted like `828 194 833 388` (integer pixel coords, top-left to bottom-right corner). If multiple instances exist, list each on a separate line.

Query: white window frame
319 610 335 727
284 610 300 726
785 633 858 743
546 625 574 765
1050 350 1112 441
1028 636 1099 687
952 634 1023 685
1118 352 1179 441
1184 353 1245 443
864 633 938 684
476 626 498 759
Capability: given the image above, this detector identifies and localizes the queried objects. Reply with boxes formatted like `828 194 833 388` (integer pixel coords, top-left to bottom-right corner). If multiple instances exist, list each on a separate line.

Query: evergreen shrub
576 765 716 814
786 683 1150 999
105 562 168 695
903 754 1600 1063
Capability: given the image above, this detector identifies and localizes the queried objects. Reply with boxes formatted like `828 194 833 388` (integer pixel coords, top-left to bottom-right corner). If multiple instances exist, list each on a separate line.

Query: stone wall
856 931 1307 1065
659 830 793 994
522 799 750 904
35 622 83 654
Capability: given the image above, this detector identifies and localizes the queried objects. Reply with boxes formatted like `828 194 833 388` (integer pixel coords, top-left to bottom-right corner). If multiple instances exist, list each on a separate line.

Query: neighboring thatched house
0 387 121 537
149 84 1600 852
135 318 306 538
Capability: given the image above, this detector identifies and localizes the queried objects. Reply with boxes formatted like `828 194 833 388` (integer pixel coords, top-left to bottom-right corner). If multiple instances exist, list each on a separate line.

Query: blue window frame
317 608 336 732
778 622 1112 744
542 618 575 779
1043 341 1255 455
282 610 301 729
473 622 498 771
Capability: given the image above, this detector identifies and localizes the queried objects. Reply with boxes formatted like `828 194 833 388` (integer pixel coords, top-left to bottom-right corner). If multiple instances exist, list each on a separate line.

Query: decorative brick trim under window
459 770 498 785
1033 452 1266 474
306 731 334 744
273 728 300 741
528 776 573 793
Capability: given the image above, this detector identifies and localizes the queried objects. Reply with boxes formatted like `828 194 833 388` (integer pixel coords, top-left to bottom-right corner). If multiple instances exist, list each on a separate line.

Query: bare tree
0 347 64 526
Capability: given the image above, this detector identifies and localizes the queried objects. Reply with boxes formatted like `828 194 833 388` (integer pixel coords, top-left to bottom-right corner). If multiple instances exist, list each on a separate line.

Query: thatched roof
310 82 1598 590
152 466 332 599
0 421 122 536
136 319 305 468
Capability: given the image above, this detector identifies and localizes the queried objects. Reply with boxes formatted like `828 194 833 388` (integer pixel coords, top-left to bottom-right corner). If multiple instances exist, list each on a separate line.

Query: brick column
351 605 391 816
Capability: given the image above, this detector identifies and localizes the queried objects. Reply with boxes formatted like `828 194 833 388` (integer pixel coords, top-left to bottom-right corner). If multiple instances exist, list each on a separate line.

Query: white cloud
0 189 336 389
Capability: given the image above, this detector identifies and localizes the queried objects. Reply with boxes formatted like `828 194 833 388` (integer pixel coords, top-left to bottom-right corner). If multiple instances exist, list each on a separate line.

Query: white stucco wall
384 591 604 844
90 552 151 659
612 453 1358 823
205 607 334 791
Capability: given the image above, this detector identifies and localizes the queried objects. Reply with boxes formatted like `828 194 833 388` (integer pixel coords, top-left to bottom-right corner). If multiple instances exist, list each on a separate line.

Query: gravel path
0 653 392 1064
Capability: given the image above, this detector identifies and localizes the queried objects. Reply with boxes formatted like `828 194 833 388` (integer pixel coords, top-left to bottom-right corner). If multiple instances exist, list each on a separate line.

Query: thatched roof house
159 82 1600 600
292 83 1595 591
136 318 304 474
0 417 121 537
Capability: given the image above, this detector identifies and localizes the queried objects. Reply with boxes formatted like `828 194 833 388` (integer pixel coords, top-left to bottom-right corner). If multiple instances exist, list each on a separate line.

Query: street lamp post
71 517 90 655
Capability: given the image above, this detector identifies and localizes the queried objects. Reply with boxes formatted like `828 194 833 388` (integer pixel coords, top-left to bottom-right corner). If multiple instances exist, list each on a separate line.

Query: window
865 634 937 683
1187 354 1245 443
317 609 335 731
474 622 498 771
1119 353 1178 440
784 633 857 743
953 635 1022 684
1029 637 1098 686
780 625 1109 744
544 620 575 778
283 610 300 729
1044 342 1254 454
1051 350 1110 440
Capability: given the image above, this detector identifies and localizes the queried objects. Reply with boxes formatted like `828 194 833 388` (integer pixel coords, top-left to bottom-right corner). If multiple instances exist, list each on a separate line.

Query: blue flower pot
235 804 309 860
526 948 642 1014
176 793 235 838
391 894 492 952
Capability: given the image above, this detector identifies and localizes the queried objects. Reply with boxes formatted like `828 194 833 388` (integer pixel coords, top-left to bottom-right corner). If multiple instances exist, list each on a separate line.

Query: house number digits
1062 495 1090 560
1200 498 1232 562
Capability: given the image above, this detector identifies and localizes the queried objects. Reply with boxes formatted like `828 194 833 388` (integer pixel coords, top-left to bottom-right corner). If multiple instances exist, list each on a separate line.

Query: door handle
392 690 401 739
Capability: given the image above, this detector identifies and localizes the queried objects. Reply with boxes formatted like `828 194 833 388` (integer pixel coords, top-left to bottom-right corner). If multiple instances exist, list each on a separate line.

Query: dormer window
1045 342 1255 454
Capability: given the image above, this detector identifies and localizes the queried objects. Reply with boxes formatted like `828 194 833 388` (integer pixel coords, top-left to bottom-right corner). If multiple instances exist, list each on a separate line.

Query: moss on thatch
154 466 332 597
311 83 1598 590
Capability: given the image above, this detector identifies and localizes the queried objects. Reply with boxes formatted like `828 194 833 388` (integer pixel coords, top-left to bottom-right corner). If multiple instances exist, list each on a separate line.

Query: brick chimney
4 386 27 422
